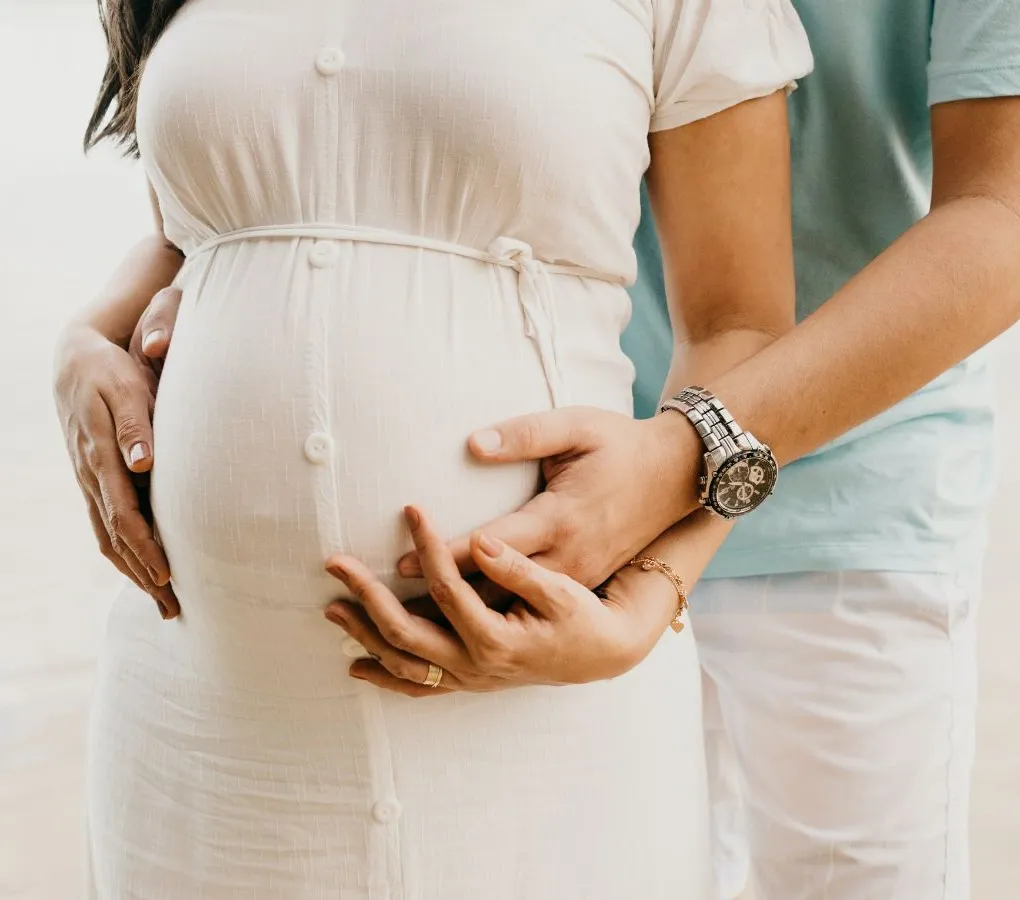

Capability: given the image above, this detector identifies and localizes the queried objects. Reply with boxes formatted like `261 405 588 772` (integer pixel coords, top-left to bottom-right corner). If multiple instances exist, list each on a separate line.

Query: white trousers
692 570 980 900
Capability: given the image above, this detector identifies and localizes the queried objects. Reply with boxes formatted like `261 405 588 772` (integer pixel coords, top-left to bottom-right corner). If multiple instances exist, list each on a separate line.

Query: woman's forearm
71 233 183 347
709 194 1020 465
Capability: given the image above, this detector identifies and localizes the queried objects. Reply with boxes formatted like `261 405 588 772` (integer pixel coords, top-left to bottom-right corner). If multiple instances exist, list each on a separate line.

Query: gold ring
422 663 444 689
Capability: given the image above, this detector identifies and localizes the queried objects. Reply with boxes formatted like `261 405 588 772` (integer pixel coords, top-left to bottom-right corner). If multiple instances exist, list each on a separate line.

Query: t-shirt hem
928 63 1020 106
701 536 988 580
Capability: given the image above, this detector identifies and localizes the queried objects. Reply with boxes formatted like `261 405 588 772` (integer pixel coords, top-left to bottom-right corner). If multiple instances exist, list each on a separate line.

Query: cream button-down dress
84 2 812 897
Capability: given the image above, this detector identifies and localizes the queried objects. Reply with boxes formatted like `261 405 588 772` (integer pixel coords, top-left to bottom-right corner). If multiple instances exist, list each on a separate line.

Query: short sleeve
650 0 813 133
928 0 1020 106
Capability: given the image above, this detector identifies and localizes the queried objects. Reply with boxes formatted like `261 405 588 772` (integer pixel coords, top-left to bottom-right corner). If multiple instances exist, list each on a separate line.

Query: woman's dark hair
84 0 188 155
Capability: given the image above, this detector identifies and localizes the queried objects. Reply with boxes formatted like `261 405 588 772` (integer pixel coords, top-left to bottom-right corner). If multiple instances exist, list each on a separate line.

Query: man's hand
53 323 178 618
325 506 682 696
397 407 703 589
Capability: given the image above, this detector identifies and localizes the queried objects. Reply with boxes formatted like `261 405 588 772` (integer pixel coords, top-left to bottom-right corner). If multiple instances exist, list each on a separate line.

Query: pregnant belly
150 243 566 615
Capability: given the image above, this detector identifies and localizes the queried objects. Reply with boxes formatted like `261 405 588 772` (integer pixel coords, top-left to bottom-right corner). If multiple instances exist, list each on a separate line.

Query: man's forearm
73 236 183 347
709 193 1020 465
637 326 783 586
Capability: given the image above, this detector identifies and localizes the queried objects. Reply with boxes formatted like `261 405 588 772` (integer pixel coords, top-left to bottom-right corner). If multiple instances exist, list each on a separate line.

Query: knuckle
389 658 419 682
82 441 105 473
429 577 458 608
521 417 544 453
504 554 530 584
108 533 128 557
379 619 415 652
473 636 514 675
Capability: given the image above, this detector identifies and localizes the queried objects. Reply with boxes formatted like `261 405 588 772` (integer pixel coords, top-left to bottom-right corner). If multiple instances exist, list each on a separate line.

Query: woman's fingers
403 506 507 639
469 532 573 618
397 497 555 578
347 660 455 698
324 554 470 672
325 601 434 685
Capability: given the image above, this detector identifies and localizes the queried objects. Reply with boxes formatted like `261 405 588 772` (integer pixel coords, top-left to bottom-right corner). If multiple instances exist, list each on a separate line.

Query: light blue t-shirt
625 0 1020 579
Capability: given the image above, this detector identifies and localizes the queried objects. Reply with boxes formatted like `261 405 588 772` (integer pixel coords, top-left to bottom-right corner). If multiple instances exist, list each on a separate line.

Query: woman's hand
53 322 178 618
323 506 681 697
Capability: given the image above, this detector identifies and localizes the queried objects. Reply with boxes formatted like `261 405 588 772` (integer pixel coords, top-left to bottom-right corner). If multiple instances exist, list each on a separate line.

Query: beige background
0 2 1016 897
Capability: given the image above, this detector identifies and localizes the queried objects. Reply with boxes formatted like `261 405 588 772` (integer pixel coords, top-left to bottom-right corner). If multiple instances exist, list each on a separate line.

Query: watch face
708 450 778 517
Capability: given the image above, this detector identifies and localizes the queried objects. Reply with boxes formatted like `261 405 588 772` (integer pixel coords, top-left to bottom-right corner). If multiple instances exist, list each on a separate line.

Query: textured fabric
692 570 980 900
84 1 811 897
626 0 1020 578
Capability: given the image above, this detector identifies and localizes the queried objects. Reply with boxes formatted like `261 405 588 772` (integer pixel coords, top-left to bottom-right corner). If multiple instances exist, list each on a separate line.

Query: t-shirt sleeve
928 0 1020 106
650 0 813 133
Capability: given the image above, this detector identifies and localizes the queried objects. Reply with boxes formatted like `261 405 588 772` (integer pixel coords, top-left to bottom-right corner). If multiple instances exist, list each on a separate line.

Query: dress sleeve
650 0 814 133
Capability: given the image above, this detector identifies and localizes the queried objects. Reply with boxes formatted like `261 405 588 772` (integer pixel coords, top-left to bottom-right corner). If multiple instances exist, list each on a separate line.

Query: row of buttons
309 44 387 685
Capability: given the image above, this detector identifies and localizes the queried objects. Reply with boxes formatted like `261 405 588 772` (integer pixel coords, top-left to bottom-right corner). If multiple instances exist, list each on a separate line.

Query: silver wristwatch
660 387 778 519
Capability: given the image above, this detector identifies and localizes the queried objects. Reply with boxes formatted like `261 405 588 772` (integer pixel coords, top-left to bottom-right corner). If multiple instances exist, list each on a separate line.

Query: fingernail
472 429 502 453
477 531 504 559
326 561 349 583
398 555 422 578
129 442 150 465
142 329 166 354
349 669 366 681
404 506 421 529
157 601 169 620
325 604 349 626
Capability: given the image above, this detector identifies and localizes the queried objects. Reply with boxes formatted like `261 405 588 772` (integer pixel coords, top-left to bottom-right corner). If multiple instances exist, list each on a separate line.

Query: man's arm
709 96 1020 464
400 92 800 584
416 95 1020 589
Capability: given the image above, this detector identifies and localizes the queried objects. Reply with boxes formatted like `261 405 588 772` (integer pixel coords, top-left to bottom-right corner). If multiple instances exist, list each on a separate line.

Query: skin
396 95 1020 588
349 96 1020 693
53 186 182 617
57 94 1020 694
329 90 797 693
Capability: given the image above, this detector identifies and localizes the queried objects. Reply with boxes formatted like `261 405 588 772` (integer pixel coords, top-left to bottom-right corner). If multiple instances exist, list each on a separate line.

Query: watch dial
711 452 777 516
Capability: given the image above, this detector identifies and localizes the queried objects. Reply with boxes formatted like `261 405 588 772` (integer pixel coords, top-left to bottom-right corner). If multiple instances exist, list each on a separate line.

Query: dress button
342 637 369 659
303 432 334 465
372 798 402 825
315 47 345 76
309 240 339 269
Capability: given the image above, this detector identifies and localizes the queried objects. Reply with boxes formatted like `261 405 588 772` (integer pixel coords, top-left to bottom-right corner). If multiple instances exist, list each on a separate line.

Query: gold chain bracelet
625 556 688 633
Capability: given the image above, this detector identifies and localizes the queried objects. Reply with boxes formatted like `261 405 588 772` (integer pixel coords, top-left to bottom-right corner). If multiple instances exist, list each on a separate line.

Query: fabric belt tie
184 224 625 408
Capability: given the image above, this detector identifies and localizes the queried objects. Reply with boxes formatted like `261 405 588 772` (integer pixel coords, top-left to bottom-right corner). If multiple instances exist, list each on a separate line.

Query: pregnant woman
66 0 810 897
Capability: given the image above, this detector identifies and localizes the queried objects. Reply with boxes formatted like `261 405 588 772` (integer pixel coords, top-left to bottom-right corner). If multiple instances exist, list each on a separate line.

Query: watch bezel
705 447 778 518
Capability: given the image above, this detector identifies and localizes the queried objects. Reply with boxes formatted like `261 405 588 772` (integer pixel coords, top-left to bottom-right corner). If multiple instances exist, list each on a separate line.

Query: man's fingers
470 532 573 618
468 407 597 463
397 497 557 578
140 287 182 359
